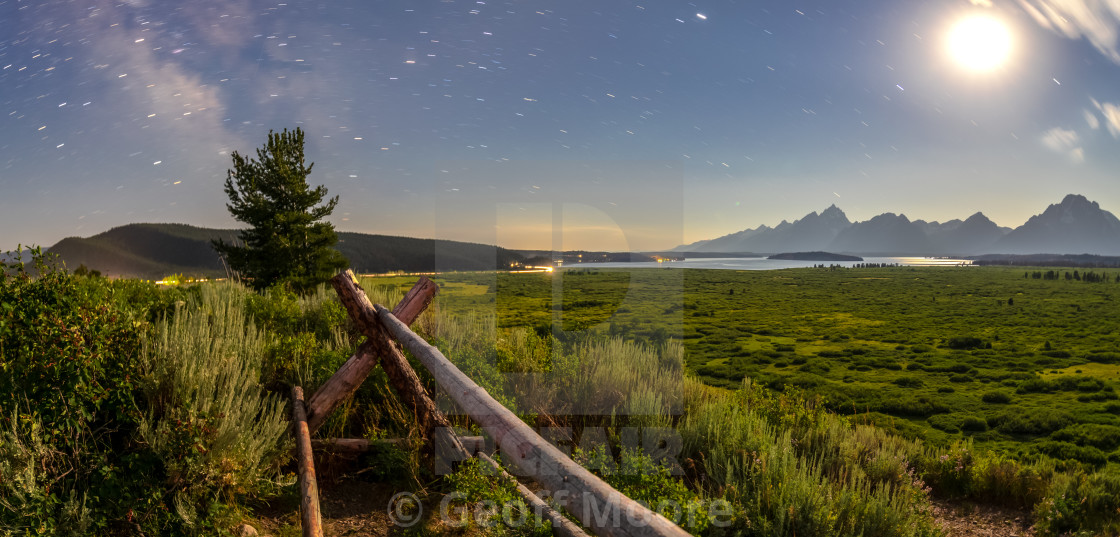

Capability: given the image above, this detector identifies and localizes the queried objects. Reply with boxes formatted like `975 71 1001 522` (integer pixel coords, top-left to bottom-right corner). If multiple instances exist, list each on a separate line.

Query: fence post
291 386 323 537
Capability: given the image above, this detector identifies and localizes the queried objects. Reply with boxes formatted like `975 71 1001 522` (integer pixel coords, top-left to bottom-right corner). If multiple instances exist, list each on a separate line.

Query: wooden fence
289 270 692 537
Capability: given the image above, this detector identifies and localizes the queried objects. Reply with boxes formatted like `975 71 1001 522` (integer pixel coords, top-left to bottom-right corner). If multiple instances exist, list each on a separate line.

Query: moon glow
947 16 1013 72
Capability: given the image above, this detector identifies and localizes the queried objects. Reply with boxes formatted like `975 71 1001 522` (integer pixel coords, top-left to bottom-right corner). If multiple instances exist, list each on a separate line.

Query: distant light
153 161 162 165
696 13 707 20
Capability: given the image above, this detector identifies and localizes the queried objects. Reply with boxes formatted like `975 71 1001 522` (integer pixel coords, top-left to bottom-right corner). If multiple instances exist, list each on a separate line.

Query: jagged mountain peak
993 194 1120 254
1060 193 1095 207
677 194 1118 255
820 204 849 221
964 212 991 223
866 212 910 224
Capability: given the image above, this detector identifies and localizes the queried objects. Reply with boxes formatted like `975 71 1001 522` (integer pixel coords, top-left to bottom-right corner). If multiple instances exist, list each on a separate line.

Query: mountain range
676 194 1120 256
42 223 524 279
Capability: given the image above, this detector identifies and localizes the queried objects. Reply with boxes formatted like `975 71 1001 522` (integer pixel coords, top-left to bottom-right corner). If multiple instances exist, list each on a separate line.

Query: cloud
1017 0 1120 63
970 0 994 6
1091 98 1120 137
1041 127 1086 162
1084 108 1101 129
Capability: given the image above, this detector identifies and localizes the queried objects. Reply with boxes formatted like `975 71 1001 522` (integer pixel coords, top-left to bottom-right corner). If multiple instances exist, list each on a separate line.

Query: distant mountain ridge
46 223 524 279
677 194 1120 256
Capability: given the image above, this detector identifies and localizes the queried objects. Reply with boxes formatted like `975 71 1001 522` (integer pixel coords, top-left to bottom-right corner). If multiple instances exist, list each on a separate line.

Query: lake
560 256 974 271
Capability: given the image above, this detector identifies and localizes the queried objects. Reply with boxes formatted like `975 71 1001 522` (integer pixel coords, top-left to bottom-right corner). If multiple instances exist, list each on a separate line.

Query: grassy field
369 265 1120 467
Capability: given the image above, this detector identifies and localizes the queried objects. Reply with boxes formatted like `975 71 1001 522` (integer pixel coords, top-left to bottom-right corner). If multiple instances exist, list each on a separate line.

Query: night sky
3 0 1120 251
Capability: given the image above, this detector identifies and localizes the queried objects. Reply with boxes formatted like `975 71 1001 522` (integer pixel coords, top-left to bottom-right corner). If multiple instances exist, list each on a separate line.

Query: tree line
1025 270 1120 283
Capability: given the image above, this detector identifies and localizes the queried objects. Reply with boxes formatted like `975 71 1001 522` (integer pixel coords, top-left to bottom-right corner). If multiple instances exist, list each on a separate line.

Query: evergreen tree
213 128 348 292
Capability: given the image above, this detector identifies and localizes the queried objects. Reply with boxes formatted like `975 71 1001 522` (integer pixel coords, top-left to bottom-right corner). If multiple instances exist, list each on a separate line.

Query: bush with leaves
0 249 160 534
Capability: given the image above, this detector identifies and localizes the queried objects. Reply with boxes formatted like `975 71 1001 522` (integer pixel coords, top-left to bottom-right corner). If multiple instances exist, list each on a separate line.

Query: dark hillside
337 232 524 273
49 224 238 278
48 223 525 279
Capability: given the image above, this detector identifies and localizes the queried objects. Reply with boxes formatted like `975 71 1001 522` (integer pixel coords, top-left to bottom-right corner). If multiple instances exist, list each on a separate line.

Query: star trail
3 0 1120 250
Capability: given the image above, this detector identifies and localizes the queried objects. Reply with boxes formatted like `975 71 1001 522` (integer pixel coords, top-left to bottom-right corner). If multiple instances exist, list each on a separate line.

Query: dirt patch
932 499 1035 537
251 477 399 537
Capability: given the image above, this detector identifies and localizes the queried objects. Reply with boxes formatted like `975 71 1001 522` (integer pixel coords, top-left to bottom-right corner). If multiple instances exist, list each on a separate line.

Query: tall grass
140 283 290 531
417 309 682 425
679 378 940 536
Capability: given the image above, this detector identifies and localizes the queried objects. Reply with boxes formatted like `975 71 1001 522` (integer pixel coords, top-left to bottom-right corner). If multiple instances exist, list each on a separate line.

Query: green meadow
377 265 1120 467
9 253 1120 536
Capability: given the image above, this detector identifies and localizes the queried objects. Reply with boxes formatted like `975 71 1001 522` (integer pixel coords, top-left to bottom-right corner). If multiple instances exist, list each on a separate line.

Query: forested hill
45 223 524 279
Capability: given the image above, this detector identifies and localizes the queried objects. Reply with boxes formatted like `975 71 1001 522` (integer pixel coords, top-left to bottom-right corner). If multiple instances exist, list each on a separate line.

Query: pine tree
213 128 348 292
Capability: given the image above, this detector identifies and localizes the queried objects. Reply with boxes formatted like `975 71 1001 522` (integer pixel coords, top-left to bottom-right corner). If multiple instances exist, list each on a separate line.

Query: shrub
893 376 923 388
1034 470 1120 536
946 336 984 349
877 396 949 417
981 391 1012 404
921 444 975 498
1050 424 1120 451
1032 441 1107 466
991 409 1073 436
139 283 291 529
960 416 989 432
928 414 961 434
0 250 151 533
969 456 1051 510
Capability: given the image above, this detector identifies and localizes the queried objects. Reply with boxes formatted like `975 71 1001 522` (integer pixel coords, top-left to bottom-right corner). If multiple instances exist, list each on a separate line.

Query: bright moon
946 16 1013 72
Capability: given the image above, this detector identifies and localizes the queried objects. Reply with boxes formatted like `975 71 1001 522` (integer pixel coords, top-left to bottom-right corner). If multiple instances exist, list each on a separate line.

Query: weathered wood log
311 436 488 455
478 453 591 537
374 304 692 537
323 270 470 463
291 387 323 537
305 273 438 434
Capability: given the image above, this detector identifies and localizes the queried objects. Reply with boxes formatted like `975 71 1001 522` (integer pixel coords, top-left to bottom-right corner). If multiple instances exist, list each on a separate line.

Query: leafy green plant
444 457 553 537
0 248 154 534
